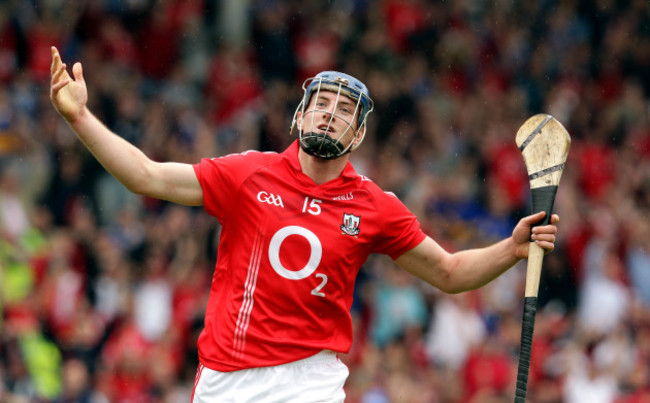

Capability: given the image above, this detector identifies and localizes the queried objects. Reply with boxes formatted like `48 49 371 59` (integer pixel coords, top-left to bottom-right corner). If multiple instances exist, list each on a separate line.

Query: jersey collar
282 140 359 181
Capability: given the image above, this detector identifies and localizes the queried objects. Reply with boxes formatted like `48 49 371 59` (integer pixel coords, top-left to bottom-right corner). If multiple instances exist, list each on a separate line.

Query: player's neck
298 148 350 185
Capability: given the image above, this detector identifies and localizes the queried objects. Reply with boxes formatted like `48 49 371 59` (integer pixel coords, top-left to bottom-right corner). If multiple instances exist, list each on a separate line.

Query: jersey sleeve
193 151 272 222
371 191 427 260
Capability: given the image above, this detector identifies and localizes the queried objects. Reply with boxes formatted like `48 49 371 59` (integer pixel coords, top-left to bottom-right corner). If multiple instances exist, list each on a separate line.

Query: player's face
299 91 361 148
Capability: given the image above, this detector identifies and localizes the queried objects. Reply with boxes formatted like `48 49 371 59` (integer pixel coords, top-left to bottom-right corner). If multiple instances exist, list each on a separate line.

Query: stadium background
0 0 649 402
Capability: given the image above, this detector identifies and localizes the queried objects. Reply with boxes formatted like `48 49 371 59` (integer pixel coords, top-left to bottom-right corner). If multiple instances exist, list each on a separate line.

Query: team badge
341 213 361 236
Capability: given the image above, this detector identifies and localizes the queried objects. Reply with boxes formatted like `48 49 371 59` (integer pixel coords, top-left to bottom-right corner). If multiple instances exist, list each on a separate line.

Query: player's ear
351 126 365 150
296 111 303 131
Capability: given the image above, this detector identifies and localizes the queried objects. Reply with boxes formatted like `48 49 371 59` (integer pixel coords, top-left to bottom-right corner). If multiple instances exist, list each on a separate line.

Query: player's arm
394 212 559 293
50 46 203 206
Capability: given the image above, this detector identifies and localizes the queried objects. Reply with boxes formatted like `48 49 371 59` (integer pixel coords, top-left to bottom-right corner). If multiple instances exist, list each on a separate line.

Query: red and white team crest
341 213 360 236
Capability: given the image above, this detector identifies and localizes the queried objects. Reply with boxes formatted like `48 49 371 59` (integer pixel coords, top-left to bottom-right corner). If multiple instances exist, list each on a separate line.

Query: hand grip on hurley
513 114 571 402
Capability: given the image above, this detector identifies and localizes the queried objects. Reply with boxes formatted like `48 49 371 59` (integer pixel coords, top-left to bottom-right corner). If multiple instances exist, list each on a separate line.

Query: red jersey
193 141 426 371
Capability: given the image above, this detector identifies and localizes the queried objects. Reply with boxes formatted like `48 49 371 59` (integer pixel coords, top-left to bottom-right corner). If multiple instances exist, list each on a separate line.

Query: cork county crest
341 213 360 236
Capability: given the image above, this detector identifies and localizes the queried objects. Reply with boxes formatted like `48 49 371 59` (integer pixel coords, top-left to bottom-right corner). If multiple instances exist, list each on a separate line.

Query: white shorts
191 350 349 402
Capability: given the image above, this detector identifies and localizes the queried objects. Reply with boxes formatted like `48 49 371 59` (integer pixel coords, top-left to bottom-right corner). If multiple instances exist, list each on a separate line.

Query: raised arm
49 46 203 206
395 211 559 293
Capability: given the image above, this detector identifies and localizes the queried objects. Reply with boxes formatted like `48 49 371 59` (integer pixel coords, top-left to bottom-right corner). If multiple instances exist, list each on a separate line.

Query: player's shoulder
205 149 283 171
216 149 281 162
355 174 401 202
198 149 283 180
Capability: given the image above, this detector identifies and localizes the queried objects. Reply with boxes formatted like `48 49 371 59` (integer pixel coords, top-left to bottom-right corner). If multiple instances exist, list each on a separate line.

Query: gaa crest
341 213 360 236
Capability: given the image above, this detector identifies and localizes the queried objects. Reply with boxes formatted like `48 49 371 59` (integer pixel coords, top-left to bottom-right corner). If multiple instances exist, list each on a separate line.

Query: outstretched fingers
50 68 72 101
50 46 60 72
51 80 72 96
72 62 84 84
50 47 73 95
51 64 70 87
50 47 67 79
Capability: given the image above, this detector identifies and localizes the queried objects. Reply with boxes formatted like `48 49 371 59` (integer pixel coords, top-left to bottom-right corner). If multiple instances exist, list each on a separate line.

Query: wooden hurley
513 114 571 402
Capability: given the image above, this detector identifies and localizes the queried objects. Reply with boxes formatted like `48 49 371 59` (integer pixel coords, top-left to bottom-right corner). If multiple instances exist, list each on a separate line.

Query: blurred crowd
1 0 649 402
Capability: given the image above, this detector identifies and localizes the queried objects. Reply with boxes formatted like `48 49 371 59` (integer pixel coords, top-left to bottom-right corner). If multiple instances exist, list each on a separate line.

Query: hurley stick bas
513 114 571 402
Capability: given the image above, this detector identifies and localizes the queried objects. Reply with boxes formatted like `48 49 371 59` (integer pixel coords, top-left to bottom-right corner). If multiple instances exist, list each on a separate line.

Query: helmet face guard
291 71 374 160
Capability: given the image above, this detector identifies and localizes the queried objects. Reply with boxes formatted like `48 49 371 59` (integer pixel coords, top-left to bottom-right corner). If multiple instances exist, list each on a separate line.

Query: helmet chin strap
299 131 350 160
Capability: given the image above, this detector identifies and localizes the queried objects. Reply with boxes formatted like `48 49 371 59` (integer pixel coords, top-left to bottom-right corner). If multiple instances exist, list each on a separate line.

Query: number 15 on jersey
302 197 322 215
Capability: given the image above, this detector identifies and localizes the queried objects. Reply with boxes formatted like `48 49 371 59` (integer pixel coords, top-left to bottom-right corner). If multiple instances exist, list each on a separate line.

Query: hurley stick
513 114 571 402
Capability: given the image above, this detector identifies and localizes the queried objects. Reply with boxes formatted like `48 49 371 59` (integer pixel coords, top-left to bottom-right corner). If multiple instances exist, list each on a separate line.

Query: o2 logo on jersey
268 226 328 297
268 226 321 280
257 191 284 208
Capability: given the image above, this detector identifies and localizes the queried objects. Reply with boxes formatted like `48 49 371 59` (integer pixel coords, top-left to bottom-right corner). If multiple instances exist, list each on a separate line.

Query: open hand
512 211 559 259
50 46 87 123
